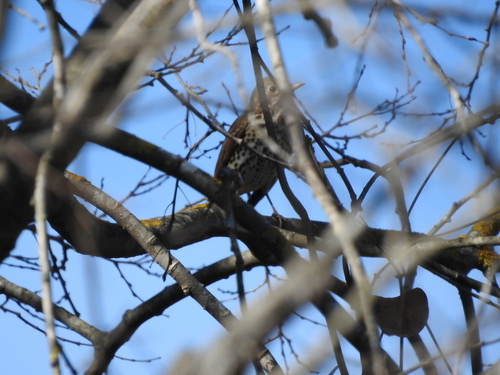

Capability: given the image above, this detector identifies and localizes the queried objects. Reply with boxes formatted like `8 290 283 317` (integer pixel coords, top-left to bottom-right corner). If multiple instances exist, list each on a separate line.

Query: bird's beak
292 82 305 91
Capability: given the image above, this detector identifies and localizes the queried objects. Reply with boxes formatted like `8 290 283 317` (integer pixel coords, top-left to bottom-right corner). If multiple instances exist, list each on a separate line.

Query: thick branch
0 0 188 262
0 275 103 343
67 172 284 375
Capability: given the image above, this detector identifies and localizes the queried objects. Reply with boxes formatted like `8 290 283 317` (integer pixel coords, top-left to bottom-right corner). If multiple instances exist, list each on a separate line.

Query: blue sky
1 1 499 374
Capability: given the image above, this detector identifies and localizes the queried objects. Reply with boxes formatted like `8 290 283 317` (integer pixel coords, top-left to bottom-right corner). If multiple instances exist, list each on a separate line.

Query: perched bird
214 77 304 206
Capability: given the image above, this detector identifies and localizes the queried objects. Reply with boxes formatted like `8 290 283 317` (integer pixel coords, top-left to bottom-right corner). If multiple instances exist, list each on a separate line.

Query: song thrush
214 78 304 206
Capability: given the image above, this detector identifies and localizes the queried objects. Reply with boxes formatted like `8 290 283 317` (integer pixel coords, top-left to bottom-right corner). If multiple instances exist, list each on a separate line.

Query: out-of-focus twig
298 0 338 48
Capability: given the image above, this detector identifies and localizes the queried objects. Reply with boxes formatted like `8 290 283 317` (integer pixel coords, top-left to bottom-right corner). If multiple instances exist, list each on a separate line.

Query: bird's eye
268 85 277 93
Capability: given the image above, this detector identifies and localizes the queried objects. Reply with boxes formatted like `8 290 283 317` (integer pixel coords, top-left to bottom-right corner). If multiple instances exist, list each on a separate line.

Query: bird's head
250 77 304 110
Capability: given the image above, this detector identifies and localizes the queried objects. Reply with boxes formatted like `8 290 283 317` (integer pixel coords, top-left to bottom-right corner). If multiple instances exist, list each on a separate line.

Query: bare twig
255 1 383 373
67 173 284 374
34 156 61 375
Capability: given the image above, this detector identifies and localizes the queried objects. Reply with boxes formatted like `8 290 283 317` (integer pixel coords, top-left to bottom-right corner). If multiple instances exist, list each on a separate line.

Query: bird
214 77 304 206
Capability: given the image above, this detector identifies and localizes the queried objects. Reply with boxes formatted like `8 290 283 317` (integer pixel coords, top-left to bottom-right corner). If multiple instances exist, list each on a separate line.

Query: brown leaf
374 288 429 337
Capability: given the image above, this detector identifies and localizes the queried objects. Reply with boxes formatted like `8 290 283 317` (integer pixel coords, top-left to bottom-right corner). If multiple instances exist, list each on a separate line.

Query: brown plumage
214 77 304 206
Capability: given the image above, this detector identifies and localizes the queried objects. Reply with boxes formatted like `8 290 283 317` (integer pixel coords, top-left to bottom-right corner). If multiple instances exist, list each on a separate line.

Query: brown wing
214 112 248 178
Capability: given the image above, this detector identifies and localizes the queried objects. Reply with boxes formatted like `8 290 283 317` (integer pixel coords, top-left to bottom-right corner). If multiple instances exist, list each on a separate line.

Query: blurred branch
66 164 284 375
34 155 61 375
50 170 500 296
8 3 45 30
36 1 67 371
429 175 499 236
256 0 383 371
390 0 465 125
297 0 338 47
464 1 499 103
166 256 332 375
0 0 188 262
37 0 80 40
2 71 499 291
89 250 264 374
39 0 66 104
0 275 103 343
458 289 483 374
89 128 296 265
0 74 36 113
357 103 500 207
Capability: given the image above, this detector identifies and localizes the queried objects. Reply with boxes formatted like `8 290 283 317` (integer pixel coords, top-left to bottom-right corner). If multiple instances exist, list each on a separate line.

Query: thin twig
255 0 384 373
34 156 61 375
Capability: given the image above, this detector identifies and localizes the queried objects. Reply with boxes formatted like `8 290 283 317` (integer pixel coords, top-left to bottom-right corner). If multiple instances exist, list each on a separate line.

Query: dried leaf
374 288 429 337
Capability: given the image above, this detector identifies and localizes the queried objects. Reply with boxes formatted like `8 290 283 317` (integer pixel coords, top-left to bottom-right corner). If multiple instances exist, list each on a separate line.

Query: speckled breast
227 112 289 195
